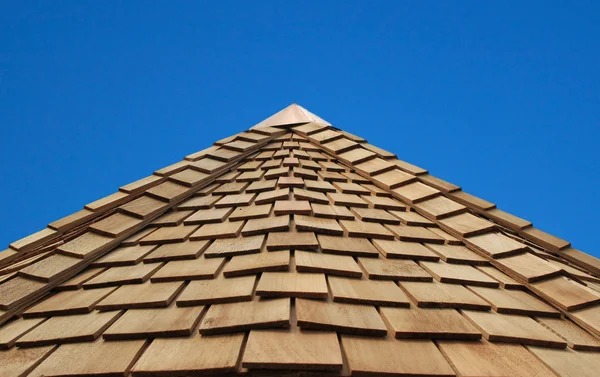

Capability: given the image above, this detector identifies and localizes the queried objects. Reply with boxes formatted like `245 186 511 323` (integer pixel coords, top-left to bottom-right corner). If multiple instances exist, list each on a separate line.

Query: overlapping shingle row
1 104 599 377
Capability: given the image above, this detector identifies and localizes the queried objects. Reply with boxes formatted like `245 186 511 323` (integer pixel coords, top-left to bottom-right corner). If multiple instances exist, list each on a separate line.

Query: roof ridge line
0 131 284 324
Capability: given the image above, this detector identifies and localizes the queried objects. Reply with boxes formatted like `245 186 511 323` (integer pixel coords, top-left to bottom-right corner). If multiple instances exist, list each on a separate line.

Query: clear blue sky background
1 2 598 257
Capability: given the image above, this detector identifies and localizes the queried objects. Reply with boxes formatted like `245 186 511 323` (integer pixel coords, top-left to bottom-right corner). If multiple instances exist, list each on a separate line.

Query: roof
1 103 600 377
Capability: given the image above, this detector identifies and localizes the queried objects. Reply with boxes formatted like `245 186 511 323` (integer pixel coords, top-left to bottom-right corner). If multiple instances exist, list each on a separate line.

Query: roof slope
1 104 600 377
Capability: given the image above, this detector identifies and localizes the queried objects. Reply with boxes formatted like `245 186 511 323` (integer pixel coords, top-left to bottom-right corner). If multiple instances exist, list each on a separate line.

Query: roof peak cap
251 103 331 129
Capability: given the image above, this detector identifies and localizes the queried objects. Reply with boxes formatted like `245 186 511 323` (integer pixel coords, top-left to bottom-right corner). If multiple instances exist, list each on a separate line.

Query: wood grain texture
342 335 455 376
147 204 187 223
228 204 271 221
132 333 244 376
150 258 225 282
17 310 121 347
243 327 343 371
469 286 560 317
18 254 81 282
24 287 116 317
462 310 567 348
384 224 445 243
381 306 481 340
437 340 557 377
439 212 496 237
89 213 142 237
183 207 233 225
399 280 491 310
189 221 244 240
146 181 190 203
241 215 289 236
56 232 114 259
327 193 369 208
358 258 432 281
139 224 199 245
493 252 562 282
538 317 600 351
531 276 600 311
293 188 329 204
92 245 157 267
420 261 500 287
527 346 600 377
266 231 318 251
103 305 205 340
318 235 380 257
311 203 355 220
389 210 434 226
414 196 466 220
475 265 525 290
95 281 184 311
425 244 489 265
143 240 209 263
296 298 387 336
34 339 146 377
392 181 440 204
203 235 265 258
83 262 163 288
223 250 290 277
0 345 56 377
0 318 45 349
350 207 400 225
295 250 362 278
569 305 600 338
176 275 255 306
329 276 411 307
214 193 255 208
294 215 344 235
305 180 337 193
273 200 312 215
372 239 440 261
176 195 221 210
340 220 395 239
199 297 290 334
362 195 407 211
256 272 328 299
465 232 528 258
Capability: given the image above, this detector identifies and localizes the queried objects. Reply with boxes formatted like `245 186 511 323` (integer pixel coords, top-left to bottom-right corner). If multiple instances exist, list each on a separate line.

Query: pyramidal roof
1 104 599 377
251 103 331 129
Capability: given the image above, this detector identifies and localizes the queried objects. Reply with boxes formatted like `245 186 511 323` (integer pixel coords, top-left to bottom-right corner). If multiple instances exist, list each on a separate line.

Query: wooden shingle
469 286 560 317
16 310 121 347
358 258 432 281
295 250 362 278
329 276 411 307
176 276 255 306
380 306 481 340
243 328 343 371
203 234 264 258
199 297 290 335
462 310 567 348
132 333 244 376
23 287 116 318
223 250 290 277
399 280 491 310
103 305 205 340
256 272 328 299
296 298 387 336
95 281 184 311
342 336 454 376
150 258 225 282
34 339 146 377
318 235 380 257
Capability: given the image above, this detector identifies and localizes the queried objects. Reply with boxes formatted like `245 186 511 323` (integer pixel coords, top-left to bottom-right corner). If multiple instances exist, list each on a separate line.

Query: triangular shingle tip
251 103 331 129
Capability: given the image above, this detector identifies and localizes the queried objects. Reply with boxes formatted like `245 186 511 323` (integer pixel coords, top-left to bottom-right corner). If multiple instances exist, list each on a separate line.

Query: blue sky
1 2 598 257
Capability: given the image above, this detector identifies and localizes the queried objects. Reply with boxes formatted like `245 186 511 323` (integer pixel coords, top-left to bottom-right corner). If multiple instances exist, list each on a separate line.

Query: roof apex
251 103 331 129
